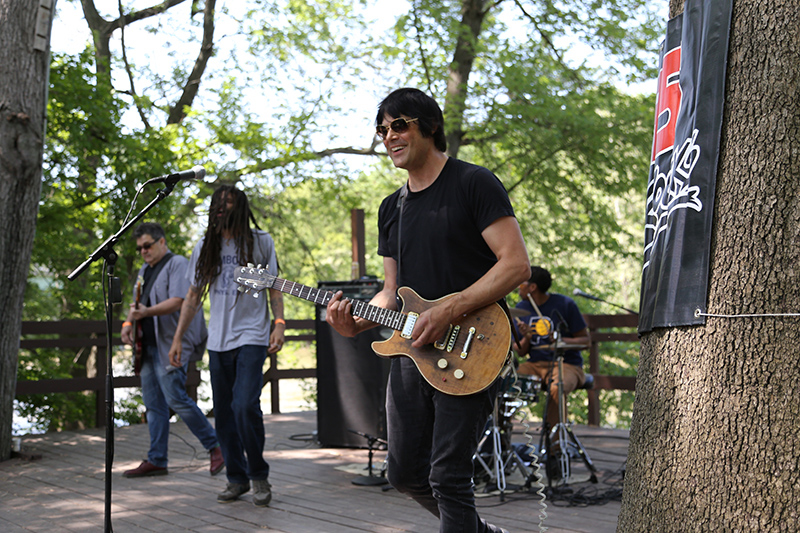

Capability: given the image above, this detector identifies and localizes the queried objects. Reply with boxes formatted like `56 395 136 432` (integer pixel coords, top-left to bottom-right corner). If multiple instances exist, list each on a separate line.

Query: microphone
573 288 638 315
150 165 206 186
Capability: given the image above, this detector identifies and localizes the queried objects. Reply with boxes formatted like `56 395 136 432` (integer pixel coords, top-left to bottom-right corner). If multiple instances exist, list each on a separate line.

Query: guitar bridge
401 312 418 339
460 327 476 359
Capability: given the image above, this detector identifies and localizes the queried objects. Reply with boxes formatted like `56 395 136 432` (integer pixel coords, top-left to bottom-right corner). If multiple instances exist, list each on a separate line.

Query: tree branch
512 0 583 87
118 0 151 129
411 0 434 95
167 0 217 124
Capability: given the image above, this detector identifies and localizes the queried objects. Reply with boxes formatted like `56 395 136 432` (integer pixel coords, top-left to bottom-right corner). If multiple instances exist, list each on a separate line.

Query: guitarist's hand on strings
128 303 150 322
410 304 453 349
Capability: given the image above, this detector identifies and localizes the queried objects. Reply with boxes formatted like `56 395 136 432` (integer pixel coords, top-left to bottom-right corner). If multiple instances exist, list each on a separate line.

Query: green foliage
15 348 97 433
22 0 665 430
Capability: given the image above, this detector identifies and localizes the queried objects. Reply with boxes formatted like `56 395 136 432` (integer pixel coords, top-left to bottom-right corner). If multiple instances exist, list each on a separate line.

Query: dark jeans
385 357 506 533
208 345 269 484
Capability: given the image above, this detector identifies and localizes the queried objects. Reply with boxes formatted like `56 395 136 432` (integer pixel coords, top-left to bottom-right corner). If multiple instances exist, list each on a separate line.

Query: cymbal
531 343 590 351
509 308 531 318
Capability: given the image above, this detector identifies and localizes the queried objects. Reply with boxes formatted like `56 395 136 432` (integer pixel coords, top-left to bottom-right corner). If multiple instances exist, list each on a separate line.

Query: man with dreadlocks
169 184 285 507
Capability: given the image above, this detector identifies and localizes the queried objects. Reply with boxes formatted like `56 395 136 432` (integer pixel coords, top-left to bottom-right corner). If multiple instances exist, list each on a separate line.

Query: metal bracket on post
33 0 54 52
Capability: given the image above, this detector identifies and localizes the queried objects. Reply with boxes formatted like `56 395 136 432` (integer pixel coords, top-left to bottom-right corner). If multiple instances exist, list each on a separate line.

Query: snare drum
502 374 541 403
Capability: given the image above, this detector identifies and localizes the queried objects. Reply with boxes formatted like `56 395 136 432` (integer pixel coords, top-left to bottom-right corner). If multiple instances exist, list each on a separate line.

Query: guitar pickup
401 312 418 339
434 325 460 352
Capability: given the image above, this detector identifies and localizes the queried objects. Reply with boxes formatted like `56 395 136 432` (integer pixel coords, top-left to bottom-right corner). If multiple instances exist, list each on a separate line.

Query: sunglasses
136 241 156 252
375 117 419 140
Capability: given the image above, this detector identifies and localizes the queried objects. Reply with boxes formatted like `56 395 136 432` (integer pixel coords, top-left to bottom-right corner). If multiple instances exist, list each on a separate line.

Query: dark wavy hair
133 222 165 242
376 88 447 152
193 184 261 300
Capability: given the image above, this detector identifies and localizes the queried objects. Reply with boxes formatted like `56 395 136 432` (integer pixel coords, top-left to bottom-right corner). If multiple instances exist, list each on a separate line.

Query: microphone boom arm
573 289 638 315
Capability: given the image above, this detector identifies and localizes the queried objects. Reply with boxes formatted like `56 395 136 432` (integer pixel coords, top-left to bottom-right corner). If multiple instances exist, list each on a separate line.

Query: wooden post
351 209 366 279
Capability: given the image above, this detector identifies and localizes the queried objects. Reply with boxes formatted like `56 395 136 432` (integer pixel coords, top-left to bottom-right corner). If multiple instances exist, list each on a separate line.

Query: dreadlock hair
193 184 261 301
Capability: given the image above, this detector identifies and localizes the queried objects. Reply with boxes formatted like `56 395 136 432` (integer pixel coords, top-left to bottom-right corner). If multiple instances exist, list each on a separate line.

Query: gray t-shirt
137 250 208 367
187 229 278 352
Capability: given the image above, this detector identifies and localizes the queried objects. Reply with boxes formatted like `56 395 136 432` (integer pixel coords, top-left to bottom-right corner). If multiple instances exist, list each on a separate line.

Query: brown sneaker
210 446 225 476
123 461 168 478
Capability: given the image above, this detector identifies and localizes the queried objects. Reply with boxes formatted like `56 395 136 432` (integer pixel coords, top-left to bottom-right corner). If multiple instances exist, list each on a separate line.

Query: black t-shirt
377 157 515 300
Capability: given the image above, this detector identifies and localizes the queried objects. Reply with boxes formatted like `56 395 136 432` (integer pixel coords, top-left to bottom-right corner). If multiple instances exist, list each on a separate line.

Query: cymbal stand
527 335 597 490
474 390 530 501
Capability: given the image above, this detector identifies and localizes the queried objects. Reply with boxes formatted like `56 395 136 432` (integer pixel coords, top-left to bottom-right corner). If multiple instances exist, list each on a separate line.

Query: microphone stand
348 429 388 486
68 182 180 533
574 290 638 315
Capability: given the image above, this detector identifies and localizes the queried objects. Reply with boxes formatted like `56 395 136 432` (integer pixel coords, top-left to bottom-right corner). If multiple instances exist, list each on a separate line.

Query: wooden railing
583 313 639 425
16 319 316 425
17 314 639 426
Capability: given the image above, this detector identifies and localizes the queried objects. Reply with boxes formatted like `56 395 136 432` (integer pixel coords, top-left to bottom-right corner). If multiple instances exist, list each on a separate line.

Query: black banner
638 0 733 333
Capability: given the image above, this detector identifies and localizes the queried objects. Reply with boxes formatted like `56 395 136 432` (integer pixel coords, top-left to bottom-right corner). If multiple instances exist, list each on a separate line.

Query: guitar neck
269 277 405 331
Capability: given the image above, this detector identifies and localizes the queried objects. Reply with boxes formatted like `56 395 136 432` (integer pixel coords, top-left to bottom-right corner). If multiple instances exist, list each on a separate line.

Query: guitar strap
141 252 174 306
396 183 408 281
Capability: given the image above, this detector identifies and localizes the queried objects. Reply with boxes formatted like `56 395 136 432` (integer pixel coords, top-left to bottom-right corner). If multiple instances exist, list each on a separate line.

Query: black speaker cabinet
316 279 391 448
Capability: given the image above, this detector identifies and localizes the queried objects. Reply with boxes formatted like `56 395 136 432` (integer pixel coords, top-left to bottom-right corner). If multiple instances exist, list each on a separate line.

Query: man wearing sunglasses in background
326 88 529 533
120 222 223 479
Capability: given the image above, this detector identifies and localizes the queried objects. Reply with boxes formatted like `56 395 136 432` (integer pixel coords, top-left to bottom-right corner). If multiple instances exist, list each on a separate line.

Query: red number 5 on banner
651 46 682 162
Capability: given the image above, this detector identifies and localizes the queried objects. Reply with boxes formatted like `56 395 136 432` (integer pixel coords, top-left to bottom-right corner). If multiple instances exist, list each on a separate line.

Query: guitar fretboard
268 276 407 332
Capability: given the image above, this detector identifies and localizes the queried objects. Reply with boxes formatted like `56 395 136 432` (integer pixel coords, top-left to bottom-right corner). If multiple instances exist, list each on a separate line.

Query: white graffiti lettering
642 128 703 271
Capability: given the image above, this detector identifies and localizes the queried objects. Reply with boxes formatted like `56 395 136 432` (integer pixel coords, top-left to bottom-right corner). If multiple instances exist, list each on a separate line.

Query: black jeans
385 357 506 533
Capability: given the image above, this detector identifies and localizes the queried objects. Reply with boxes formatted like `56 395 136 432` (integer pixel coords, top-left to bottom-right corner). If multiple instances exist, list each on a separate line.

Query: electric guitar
234 264 512 396
132 279 143 376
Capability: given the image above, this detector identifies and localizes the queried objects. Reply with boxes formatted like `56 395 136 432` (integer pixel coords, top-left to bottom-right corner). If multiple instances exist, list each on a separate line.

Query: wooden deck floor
1 410 628 532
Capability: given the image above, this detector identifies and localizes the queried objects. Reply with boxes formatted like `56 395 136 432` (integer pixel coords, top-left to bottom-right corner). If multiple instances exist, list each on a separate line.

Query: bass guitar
132 279 143 375
234 264 511 396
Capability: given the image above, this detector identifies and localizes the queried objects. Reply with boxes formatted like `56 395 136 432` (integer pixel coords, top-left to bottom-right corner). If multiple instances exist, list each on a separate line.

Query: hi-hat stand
526 334 597 491
349 429 388 486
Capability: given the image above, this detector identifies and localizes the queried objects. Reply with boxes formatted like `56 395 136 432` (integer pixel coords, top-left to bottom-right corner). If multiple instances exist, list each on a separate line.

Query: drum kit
472 304 598 498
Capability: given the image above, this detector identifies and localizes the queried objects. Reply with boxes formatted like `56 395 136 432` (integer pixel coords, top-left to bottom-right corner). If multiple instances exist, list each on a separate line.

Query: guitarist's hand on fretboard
325 290 362 337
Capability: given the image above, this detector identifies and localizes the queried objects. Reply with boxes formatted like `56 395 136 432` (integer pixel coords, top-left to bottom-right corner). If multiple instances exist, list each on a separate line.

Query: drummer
512 266 591 436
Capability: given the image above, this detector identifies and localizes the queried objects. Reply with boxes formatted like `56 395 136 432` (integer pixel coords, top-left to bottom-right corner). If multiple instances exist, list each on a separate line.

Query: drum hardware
473 368 536 501
524 333 598 491
509 307 531 318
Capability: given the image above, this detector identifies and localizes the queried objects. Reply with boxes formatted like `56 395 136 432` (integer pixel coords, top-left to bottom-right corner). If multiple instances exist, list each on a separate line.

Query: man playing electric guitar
326 88 529 533
120 222 223 479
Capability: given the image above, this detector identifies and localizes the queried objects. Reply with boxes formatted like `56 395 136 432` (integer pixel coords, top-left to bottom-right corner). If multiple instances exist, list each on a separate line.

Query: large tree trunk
618 0 800 530
444 0 487 158
0 0 53 460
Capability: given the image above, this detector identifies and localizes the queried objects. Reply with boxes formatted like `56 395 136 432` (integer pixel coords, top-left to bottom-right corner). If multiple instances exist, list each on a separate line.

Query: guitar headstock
235 263 275 298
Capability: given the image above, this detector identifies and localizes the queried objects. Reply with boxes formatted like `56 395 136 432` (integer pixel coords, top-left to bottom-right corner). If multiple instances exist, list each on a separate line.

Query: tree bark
444 0 487 158
618 0 800 530
0 0 54 460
